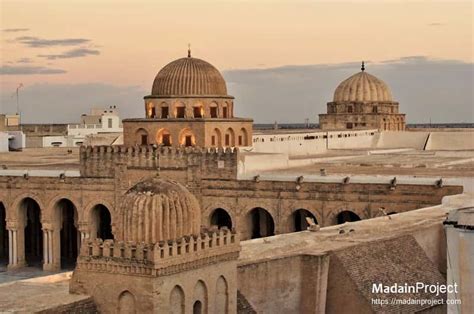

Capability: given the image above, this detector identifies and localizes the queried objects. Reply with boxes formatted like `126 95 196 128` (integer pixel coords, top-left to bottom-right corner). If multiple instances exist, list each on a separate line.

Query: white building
42 106 123 147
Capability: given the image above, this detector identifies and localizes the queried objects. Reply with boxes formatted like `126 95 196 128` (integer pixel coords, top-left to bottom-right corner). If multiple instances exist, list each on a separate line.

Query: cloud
3 28 29 32
0 65 66 75
16 58 33 64
223 57 473 124
15 36 90 47
428 22 444 26
38 48 100 60
0 83 146 123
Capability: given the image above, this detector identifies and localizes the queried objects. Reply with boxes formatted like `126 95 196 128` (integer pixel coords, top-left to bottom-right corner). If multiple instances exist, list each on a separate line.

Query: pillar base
43 263 60 272
7 261 26 270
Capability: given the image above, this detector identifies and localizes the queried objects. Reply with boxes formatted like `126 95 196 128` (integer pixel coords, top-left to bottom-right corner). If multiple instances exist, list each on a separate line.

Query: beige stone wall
122 119 252 148
70 259 237 314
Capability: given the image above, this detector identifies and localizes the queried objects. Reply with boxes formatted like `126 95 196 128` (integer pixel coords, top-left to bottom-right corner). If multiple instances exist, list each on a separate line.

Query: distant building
22 106 123 148
319 62 406 131
0 114 25 152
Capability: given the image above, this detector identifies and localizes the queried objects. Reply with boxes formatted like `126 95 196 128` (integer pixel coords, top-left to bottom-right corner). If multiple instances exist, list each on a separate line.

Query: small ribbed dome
119 177 201 243
333 70 393 102
151 56 228 96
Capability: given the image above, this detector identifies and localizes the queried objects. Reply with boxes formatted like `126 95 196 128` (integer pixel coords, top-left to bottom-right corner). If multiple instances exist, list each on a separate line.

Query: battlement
76 229 240 276
79 145 239 178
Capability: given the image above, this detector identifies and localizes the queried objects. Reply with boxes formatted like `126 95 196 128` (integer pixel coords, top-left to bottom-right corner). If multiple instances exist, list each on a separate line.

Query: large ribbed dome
333 68 393 102
119 177 201 243
151 56 228 96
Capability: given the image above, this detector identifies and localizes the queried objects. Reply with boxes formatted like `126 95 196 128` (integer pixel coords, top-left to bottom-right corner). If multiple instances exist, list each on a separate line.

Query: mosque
0 50 472 313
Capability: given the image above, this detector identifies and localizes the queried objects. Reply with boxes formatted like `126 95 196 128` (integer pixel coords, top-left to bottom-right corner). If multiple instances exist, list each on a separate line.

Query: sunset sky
0 0 472 123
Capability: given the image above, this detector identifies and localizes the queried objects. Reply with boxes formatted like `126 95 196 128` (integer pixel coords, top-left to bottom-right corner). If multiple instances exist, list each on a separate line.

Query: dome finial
361 61 365 71
188 43 191 58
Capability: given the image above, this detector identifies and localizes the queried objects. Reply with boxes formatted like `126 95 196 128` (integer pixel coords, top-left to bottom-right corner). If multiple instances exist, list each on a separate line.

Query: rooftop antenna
15 83 24 116
361 61 365 72
188 43 191 58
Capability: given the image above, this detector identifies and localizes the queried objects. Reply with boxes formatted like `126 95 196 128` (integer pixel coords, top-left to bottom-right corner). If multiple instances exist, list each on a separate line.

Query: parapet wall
77 229 240 276
80 145 239 179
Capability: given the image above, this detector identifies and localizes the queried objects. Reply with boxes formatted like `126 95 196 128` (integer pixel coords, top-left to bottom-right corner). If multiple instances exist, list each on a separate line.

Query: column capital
42 222 54 231
6 220 18 230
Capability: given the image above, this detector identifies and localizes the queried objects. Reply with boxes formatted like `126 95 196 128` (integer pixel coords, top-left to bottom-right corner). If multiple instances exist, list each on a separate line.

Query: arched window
336 210 361 224
90 204 113 240
209 103 218 118
291 209 318 232
193 104 203 118
239 128 249 146
178 128 196 147
210 208 232 229
224 128 235 147
156 128 172 146
135 128 149 146
211 128 222 147
246 208 275 239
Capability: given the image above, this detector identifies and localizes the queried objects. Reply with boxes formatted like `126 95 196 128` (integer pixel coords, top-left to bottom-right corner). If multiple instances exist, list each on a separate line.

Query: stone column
6 221 24 269
42 223 58 271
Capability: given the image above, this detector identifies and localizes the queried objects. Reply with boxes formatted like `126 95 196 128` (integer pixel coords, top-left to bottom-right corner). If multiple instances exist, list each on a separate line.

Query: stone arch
246 207 275 239
156 128 172 146
193 280 208 314
290 208 318 232
135 128 149 146
209 102 218 118
0 202 7 264
159 101 170 118
89 204 114 240
215 276 228 314
211 128 222 147
209 208 232 229
145 102 155 118
52 198 79 269
174 101 186 118
222 102 229 118
170 285 185 314
179 128 196 147
238 128 249 146
118 290 136 314
192 102 204 118
336 210 361 224
224 128 235 147
10 193 45 220
18 197 43 267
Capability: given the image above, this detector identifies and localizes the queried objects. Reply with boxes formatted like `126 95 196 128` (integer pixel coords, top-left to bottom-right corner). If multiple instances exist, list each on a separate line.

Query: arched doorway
136 128 149 146
0 202 8 265
54 199 79 269
170 285 185 314
247 208 275 239
336 210 361 224
291 209 318 232
20 198 43 267
210 208 232 229
90 204 113 240
193 301 202 314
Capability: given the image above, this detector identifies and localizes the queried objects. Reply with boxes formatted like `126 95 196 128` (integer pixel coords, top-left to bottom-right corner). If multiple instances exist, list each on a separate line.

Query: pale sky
0 0 473 123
